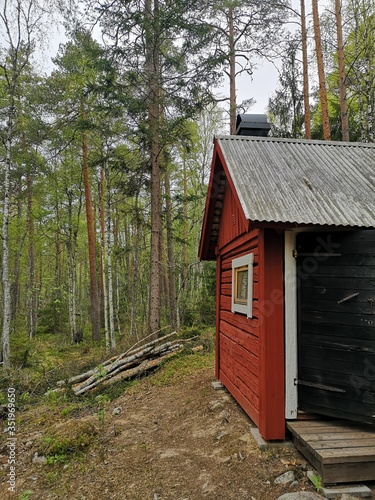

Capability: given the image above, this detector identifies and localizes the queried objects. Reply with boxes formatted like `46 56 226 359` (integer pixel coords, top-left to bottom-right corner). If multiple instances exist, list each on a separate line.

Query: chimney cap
235 114 271 137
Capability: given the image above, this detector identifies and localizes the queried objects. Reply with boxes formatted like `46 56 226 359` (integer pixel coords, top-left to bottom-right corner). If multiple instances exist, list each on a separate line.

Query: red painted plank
258 229 285 440
219 351 259 397
220 370 260 427
220 310 260 335
220 358 259 407
220 333 259 375
220 229 260 258
215 254 222 379
220 318 260 352
218 183 248 249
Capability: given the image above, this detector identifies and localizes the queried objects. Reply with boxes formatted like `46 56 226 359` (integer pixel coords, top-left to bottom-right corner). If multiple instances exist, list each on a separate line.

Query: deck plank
287 417 375 484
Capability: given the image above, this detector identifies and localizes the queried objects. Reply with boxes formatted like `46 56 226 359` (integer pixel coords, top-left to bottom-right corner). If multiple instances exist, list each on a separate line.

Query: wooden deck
287 417 375 485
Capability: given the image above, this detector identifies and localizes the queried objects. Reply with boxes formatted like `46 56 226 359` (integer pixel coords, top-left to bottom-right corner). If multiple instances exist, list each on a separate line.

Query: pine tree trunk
229 6 237 134
335 0 349 141
300 0 311 139
312 0 331 140
81 103 100 341
145 0 162 336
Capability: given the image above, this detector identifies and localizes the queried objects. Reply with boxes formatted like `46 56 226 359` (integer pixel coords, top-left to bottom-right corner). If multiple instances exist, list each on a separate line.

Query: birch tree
0 0 47 368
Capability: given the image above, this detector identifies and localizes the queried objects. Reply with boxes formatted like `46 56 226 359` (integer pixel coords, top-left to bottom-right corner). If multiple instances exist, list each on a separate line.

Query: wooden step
287 418 375 484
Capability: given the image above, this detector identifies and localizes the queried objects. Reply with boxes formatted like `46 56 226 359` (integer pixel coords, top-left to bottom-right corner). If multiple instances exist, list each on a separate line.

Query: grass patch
37 420 98 460
148 349 215 387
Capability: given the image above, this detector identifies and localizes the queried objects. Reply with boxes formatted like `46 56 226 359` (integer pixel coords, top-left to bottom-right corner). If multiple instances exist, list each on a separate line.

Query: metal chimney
235 114 271 137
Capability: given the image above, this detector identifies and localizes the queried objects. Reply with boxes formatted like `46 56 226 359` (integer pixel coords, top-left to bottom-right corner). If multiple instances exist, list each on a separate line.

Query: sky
234 0 330 114
40 0 330 116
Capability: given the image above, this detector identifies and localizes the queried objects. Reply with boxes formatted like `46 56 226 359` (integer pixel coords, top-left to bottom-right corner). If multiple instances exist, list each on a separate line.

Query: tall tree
300 0 311 138
335 0 349 141
312 0 331 140
46 29 117 340
0 0 43 367
268 37 304 138
95 0 220 335
207 0 289 133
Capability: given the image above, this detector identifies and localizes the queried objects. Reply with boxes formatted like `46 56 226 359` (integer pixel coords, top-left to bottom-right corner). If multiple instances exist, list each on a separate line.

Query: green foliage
268 36 305 138
309 473 323 492
18 491 34 500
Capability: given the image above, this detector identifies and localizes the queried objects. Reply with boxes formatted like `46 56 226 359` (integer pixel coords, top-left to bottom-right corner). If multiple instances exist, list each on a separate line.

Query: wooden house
199 131 375 445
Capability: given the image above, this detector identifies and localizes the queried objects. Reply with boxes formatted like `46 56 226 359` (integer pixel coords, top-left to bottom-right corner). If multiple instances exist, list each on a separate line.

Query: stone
274 470 295 485
209 400 223 411
320 484 371 499
32 452 46 465
212 380 224 390
239 433 253 444
112 406 122 416
219 409 230 422
277 493 325 500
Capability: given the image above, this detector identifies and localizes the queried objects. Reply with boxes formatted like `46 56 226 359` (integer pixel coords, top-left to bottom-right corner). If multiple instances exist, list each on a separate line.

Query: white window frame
231 253 254 318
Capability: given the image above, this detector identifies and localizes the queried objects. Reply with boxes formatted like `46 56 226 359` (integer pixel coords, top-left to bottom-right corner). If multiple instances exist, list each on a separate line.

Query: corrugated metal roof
216 135 375 227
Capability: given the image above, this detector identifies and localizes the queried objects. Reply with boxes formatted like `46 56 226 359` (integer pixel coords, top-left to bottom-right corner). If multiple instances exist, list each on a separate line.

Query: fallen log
72 340 180 394
56 331 178 388
72 342 182 395
75 350 179 395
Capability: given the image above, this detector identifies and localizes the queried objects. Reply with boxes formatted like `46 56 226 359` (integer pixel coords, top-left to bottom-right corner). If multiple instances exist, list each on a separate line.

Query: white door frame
284 230 298 419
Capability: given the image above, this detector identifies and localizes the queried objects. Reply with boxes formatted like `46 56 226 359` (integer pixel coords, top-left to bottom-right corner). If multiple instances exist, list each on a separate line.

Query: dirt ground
1 362 371 500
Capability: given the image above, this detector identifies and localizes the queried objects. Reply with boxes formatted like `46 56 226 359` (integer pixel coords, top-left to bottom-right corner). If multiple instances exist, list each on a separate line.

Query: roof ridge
215 135 375 148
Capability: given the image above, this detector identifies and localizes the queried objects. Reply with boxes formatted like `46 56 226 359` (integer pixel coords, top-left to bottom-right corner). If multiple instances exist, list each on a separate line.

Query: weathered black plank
301 323 375 341
298 397 375 425
299 333 375 352
301 298 375 315
299 265 375 278
298 344 375 364
299 352 375 377
301 310 375 327
301 286 375 302
298 230 375 424
301 275 375 291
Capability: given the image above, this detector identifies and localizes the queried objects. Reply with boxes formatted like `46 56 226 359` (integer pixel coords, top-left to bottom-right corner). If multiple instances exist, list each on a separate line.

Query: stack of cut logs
56 331 183 396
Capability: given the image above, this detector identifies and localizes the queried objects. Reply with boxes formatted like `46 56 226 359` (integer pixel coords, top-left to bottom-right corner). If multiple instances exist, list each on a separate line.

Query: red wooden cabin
199 130 375 441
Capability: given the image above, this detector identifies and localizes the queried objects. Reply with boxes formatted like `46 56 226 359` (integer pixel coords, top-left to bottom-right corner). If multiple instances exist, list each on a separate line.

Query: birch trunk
27 172 37 339
100 167 110 351
130 194 140 338
2 121 12 369
105 165 116 348
164 171 177 330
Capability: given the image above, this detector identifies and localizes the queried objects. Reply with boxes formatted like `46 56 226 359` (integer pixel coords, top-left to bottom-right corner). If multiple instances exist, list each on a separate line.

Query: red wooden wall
215 185 285 440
